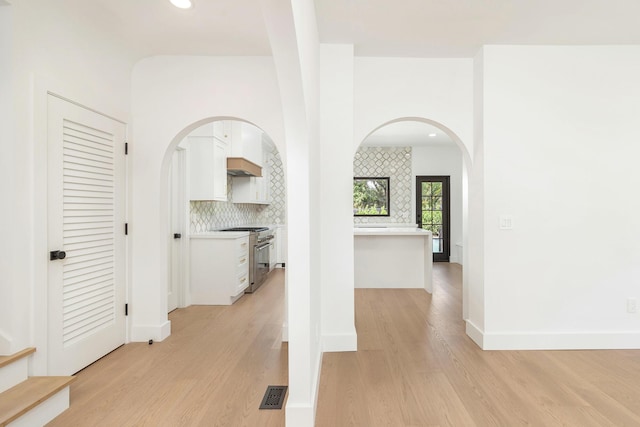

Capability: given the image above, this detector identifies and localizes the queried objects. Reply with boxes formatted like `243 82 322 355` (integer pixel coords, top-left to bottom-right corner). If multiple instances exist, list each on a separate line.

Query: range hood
227 157 262 177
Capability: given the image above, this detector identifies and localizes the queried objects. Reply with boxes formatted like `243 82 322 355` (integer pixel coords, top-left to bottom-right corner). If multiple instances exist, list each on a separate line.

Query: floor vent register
259 385 288 410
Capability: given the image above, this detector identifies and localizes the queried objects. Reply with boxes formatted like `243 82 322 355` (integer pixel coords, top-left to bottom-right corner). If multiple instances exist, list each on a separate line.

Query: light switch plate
499 215 514 230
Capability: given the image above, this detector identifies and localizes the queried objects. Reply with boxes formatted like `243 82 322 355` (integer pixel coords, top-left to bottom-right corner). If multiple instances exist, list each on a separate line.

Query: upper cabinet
229 122 262 167
232 138 272 205
185 120 273 204
187 123 228 201
213 120 233 143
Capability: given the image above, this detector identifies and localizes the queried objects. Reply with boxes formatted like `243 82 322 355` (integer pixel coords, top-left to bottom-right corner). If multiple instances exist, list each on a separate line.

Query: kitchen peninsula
354 227 433 292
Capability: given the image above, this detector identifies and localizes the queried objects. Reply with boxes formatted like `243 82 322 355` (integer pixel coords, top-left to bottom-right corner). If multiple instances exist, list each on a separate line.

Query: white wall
319 44 357 352
466 48 486 341
480 46 640 349
412 145 464 264
354 58 474 158
1 1 135 369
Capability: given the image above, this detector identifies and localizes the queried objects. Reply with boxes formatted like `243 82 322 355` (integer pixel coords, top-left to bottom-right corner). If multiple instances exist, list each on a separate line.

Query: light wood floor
47 269 288 427
315 263 640 426
47 264 640 426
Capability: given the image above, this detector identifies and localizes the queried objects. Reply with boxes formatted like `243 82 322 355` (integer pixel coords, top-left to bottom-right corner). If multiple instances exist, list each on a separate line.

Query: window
353 177 390 216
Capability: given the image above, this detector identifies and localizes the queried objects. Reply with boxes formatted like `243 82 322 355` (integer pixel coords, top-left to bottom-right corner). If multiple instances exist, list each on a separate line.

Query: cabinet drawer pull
240 277 247 283
239 258 247 264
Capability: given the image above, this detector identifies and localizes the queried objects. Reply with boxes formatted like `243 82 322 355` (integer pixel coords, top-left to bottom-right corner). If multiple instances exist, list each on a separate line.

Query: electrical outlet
627 298 637 314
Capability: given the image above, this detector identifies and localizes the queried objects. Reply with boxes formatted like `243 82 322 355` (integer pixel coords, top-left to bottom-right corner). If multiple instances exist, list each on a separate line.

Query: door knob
174 233 182 239
50 250 66 260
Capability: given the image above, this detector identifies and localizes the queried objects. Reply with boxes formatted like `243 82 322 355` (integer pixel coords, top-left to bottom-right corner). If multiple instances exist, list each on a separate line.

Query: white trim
130 321 172 342
465 320 640 350
482 331 640 350
47 92 126 124
285 403 315 427
312 349 323 419
322 331 357 352
285 348 323 427
465 319 484 348
282 322 288 342
32 75 52 376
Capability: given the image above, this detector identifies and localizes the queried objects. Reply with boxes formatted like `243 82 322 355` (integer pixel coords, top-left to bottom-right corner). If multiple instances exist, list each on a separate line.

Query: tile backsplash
190 147 286 232
353 146 413 224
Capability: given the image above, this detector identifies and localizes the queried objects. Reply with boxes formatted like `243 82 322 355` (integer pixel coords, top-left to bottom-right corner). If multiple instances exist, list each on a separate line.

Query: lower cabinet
190 233 250 305
277 226 287 267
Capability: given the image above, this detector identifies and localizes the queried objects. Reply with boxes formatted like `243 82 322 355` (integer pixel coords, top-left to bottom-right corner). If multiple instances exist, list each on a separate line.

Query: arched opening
354 117 471 318
157 115 289 406
161 117 287 304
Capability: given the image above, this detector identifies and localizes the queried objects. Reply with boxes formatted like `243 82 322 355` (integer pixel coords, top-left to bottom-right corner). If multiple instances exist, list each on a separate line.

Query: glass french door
416 176 450 262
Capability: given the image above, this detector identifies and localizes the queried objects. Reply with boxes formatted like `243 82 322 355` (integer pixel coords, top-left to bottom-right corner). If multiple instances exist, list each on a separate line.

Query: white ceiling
60 0 639 147
362 121 454 148
53 0 640 59
66 0 272 57
316 0 640 57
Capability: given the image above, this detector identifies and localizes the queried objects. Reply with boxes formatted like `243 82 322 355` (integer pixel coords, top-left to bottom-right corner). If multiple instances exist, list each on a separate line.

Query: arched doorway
160 116 287 310
355 117 471 318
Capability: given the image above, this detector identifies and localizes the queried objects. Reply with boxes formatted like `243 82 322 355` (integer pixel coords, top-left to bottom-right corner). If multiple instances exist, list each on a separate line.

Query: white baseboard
465 320 640 350
465 320 484 348
285 343 324 427
322 331 357 352
130 321 171 342
285 403 315 427
482 331 640 350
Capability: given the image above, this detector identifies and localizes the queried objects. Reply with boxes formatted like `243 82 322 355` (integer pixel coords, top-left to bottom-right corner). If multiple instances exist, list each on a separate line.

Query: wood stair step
0 376 76 426
0 349 36 370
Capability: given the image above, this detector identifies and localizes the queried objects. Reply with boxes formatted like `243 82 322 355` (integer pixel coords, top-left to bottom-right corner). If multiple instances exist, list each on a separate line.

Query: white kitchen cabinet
269 227 277 270
213 120 233 142
188 135 228 201
190 233 250 305
232 145 271 204
229 121 262 167
276 225 287 267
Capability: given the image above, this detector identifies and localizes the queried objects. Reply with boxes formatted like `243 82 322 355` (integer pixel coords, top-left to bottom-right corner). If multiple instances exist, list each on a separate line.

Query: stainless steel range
218 227 274 293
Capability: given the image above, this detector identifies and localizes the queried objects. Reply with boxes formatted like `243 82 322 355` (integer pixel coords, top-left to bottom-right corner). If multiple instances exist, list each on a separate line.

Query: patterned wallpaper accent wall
190 147 286 233
353 146 413 224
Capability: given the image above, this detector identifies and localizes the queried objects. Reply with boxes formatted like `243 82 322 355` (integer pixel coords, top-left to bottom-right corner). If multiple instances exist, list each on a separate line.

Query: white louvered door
47 95 126 375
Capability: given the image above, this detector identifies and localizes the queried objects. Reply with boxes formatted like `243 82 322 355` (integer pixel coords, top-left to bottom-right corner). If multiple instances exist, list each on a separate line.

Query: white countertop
354 227 432 236
190 224 286 239
190 231 249 239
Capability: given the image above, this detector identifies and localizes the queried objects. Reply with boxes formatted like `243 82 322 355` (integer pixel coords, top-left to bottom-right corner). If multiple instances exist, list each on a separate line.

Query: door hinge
125 303 129 316
125 142 129 155
125 223 129 235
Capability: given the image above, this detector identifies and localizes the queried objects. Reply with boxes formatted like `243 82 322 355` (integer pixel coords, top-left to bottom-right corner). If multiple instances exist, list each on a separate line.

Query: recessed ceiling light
170 0 193 9
428 133 437 137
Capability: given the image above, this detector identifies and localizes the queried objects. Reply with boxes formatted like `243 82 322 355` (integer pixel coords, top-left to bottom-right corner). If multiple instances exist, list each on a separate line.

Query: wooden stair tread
0 376 76 426
0 348 36 369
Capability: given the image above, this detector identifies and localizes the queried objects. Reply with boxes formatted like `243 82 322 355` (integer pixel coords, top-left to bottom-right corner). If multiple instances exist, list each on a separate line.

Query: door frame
32 78 130 375
168 147 188 310
416 175 451 262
